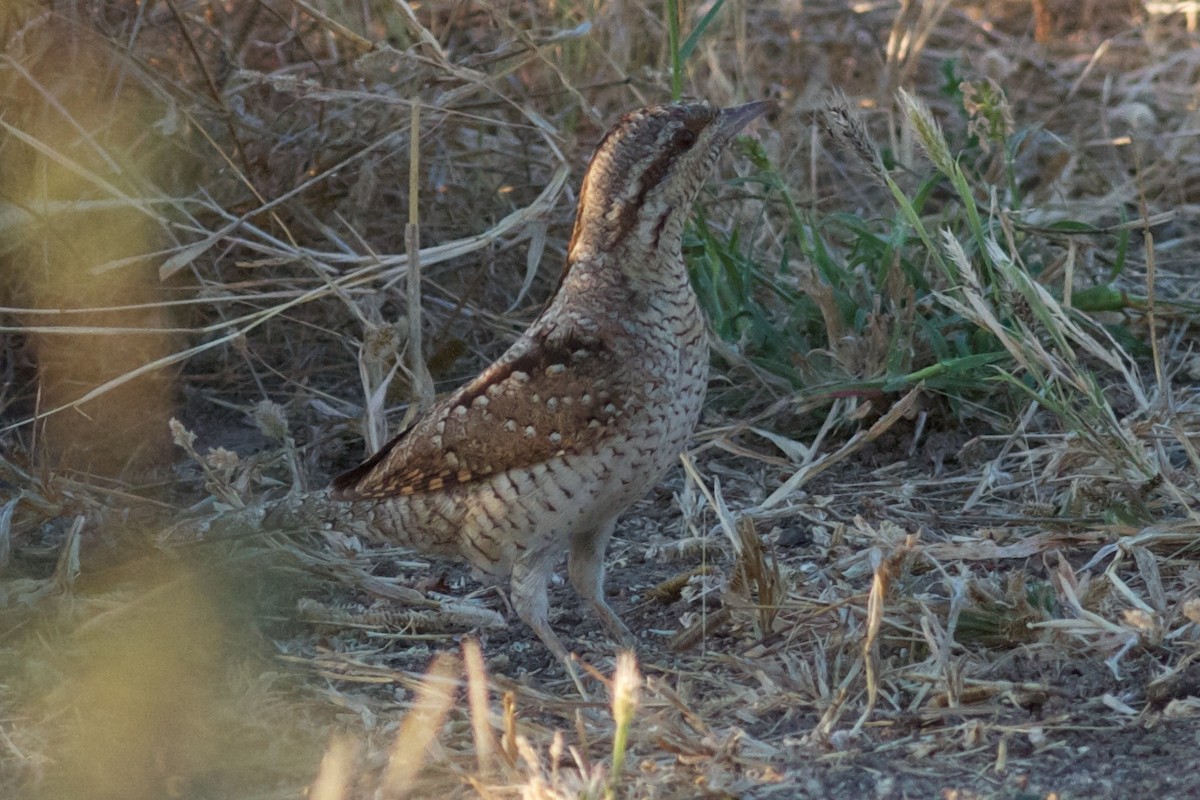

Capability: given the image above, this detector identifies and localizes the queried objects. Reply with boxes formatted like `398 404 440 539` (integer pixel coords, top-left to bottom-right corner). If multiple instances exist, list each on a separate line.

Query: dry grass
3 1 1200 798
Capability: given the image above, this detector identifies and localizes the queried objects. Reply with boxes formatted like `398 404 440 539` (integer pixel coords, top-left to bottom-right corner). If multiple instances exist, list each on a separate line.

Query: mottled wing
330 325 628 500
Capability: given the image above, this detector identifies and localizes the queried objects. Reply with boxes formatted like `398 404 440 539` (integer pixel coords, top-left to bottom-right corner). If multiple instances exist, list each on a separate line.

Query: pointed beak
717 100 772 140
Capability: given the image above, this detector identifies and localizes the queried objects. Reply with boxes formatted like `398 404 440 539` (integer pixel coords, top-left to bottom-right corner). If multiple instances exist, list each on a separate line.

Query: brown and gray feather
197 99 769 672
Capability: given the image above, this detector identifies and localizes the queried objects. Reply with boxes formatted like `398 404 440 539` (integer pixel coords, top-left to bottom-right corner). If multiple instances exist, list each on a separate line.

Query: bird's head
567 100 769 266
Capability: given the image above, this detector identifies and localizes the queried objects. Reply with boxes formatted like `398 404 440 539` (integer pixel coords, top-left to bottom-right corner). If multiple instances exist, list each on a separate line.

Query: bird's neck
557 231 690 306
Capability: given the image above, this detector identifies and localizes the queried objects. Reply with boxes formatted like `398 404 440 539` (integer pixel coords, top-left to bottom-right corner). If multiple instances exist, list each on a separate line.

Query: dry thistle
362 320 402 367
252 400 290 442
169 417 244 508
168 417 198 457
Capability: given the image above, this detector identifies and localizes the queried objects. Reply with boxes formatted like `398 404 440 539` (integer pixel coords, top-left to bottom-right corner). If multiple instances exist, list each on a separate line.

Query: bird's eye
672 128 697 149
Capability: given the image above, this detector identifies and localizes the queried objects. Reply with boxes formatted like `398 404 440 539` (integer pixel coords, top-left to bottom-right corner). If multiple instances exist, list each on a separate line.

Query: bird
189 99 769 685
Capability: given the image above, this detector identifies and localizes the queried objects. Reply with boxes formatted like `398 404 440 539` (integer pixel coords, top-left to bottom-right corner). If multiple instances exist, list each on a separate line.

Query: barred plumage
192 100 768 688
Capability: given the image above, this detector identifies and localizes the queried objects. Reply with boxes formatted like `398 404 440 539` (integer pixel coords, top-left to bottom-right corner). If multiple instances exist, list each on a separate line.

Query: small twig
406 100 435 413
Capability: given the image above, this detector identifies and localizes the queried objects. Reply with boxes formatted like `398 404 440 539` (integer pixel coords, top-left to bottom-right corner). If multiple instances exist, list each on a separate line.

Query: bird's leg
569 517 636 649
511 551 590 699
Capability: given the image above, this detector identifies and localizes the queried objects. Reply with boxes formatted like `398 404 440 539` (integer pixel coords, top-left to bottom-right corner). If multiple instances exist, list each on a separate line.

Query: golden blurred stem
462 639 496 776
406 100 435 413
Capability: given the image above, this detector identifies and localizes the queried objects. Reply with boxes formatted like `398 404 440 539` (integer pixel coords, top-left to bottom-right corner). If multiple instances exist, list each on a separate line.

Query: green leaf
1071 285 1130 312
1110 207 1130 280
1041 219 1102 234
678 0 727 64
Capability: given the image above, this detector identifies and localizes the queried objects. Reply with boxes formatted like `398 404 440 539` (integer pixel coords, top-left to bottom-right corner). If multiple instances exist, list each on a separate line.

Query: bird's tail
161 489 344 546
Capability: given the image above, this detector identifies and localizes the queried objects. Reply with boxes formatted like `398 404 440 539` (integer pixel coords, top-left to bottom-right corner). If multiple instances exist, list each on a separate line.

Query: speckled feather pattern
256 100 768 664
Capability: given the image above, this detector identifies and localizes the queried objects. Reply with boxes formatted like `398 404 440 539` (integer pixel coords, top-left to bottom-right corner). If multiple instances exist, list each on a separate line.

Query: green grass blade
678 0 726 64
